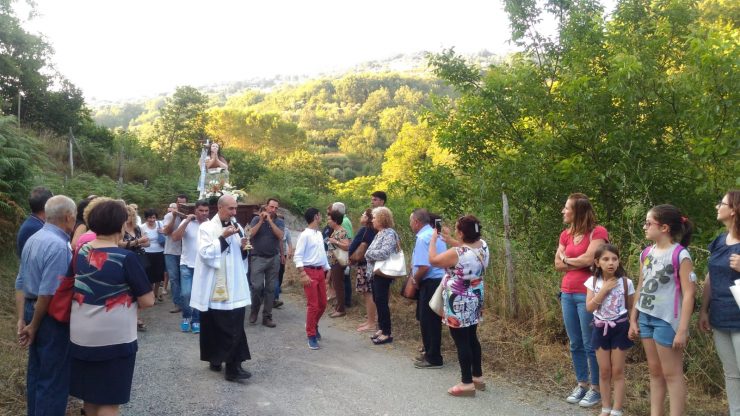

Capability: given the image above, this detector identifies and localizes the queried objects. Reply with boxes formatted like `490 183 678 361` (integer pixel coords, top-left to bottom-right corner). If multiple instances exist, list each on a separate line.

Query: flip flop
447 385 476 397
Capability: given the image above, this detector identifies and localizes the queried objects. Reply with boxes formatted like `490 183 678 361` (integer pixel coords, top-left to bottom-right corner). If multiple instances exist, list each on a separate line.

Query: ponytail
649 204 693 247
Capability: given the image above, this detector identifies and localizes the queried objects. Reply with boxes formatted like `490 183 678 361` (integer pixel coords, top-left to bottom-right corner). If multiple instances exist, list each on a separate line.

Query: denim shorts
638 313 676 347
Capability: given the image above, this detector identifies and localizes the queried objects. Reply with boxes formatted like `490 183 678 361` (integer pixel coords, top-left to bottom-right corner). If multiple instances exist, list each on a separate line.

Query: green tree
427 0 738 257
151 86 209 171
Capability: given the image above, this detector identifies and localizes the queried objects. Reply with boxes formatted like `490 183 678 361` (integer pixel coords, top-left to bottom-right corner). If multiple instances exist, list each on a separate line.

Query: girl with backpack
585 244 635 416
629 204 697 416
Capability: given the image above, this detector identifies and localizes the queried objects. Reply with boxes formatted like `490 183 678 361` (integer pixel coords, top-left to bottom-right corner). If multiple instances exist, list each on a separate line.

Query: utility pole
17 92 21 128
69 127 74 176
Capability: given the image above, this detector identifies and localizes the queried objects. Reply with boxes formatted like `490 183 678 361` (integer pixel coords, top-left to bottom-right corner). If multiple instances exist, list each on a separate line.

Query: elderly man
248 198 284 327
410 208 447 369
15 195 76 416
190 195 252 382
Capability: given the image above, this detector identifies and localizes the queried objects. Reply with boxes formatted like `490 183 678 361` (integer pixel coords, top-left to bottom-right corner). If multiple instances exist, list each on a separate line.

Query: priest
190 195 252 382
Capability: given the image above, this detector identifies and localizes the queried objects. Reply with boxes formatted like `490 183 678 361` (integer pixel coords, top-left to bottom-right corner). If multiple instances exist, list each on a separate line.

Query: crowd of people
12 185 740 415
555 192 740 416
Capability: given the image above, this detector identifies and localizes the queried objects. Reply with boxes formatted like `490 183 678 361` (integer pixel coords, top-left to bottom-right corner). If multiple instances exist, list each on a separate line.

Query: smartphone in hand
434 218 442 233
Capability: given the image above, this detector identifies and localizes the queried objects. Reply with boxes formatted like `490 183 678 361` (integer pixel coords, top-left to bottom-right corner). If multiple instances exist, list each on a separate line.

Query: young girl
629 205 697 416
585 244 635 416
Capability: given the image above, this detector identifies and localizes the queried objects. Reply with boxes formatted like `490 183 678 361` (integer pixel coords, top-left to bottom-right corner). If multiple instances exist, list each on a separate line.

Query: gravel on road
123 289 591 416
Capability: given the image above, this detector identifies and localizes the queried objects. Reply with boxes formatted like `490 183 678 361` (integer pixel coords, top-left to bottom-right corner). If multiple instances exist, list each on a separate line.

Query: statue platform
177 202 259 228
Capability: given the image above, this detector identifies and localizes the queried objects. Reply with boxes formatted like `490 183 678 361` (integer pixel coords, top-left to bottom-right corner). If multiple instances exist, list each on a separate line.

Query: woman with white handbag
365 207 404 345
429 215 489 397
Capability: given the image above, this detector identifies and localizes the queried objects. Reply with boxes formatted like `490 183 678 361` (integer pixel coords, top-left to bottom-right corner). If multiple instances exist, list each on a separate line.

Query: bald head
217 195 237 221
218 195 236 206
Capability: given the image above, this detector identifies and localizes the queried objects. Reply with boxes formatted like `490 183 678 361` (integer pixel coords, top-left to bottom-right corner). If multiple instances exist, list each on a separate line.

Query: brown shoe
249 310 258 324
262 317 276 328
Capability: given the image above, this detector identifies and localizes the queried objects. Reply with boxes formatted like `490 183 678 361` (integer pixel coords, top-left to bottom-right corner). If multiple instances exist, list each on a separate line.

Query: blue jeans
24 300 71 416
560 292 599 386
165 254 181 308
179 265 200 324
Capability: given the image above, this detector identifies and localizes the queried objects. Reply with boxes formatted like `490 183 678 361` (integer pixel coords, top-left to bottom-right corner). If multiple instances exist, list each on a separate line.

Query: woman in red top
554 193 608 408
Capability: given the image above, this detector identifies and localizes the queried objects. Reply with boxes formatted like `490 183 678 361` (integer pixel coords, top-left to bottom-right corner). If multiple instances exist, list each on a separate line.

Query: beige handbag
333 248 349 267
429 278 445 317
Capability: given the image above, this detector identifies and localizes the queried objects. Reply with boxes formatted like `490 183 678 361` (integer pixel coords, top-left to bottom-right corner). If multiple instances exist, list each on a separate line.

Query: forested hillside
1 0 738 412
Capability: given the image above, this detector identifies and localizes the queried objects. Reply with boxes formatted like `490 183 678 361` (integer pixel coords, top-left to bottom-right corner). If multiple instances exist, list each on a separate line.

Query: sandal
370 330 383 340
447 385 476 397
472 378 486 391
137 320 147 332
599 408 612 416
371 335 393 345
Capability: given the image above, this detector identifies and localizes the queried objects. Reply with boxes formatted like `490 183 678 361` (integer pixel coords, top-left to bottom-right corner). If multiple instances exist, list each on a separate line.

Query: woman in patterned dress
429 215 489 397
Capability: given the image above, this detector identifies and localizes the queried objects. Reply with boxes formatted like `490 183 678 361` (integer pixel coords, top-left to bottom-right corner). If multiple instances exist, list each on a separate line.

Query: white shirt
584 276 636 320
180 220 201 268
142 223 164 253
293 227 330 270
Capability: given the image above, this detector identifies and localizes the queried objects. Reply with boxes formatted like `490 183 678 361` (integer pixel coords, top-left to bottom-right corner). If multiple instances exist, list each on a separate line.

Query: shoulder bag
349 229 368 264
48 250 78 323
428 277 445 317
333 247 349 267
400 275 419 300
373 232 406 278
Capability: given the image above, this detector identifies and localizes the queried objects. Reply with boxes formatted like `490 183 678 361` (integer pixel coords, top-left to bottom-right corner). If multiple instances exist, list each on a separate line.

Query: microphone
230 217 244 238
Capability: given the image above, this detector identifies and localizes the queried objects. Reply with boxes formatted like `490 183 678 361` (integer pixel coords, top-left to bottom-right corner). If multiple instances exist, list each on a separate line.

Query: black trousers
419 278 443 365
449 324 482 383
200 307 251 366
372 275 393 335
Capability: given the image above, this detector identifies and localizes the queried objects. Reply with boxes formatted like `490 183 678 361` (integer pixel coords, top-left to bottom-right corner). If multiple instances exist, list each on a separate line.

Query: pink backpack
640 244 685 319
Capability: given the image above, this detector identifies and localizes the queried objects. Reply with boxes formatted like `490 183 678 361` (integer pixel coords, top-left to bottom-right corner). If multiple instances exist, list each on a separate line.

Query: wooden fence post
502 192 517 318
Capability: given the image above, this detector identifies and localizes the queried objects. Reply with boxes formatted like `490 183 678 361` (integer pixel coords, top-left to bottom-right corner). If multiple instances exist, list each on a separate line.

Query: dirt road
122 285 590 416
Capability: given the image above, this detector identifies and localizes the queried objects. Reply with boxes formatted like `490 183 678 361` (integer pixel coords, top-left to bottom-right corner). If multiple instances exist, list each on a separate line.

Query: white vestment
190 215 251 312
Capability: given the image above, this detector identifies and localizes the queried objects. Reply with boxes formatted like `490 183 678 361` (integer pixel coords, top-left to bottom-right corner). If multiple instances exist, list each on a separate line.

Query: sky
17 0 517 103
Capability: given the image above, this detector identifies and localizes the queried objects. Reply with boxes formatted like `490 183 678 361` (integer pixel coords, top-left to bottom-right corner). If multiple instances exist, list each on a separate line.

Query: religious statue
198 141 230 200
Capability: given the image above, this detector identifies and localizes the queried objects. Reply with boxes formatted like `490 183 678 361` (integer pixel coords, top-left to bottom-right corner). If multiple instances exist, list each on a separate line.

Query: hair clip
474 223 479 233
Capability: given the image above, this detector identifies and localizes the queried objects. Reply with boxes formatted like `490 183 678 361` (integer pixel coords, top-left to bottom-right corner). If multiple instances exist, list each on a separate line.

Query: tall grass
374 215 729 414
0 253 26 416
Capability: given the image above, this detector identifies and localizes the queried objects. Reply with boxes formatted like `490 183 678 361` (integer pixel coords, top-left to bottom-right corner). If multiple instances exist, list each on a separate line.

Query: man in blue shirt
15 195 76 416
409 208 447 369
15 186 53 257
